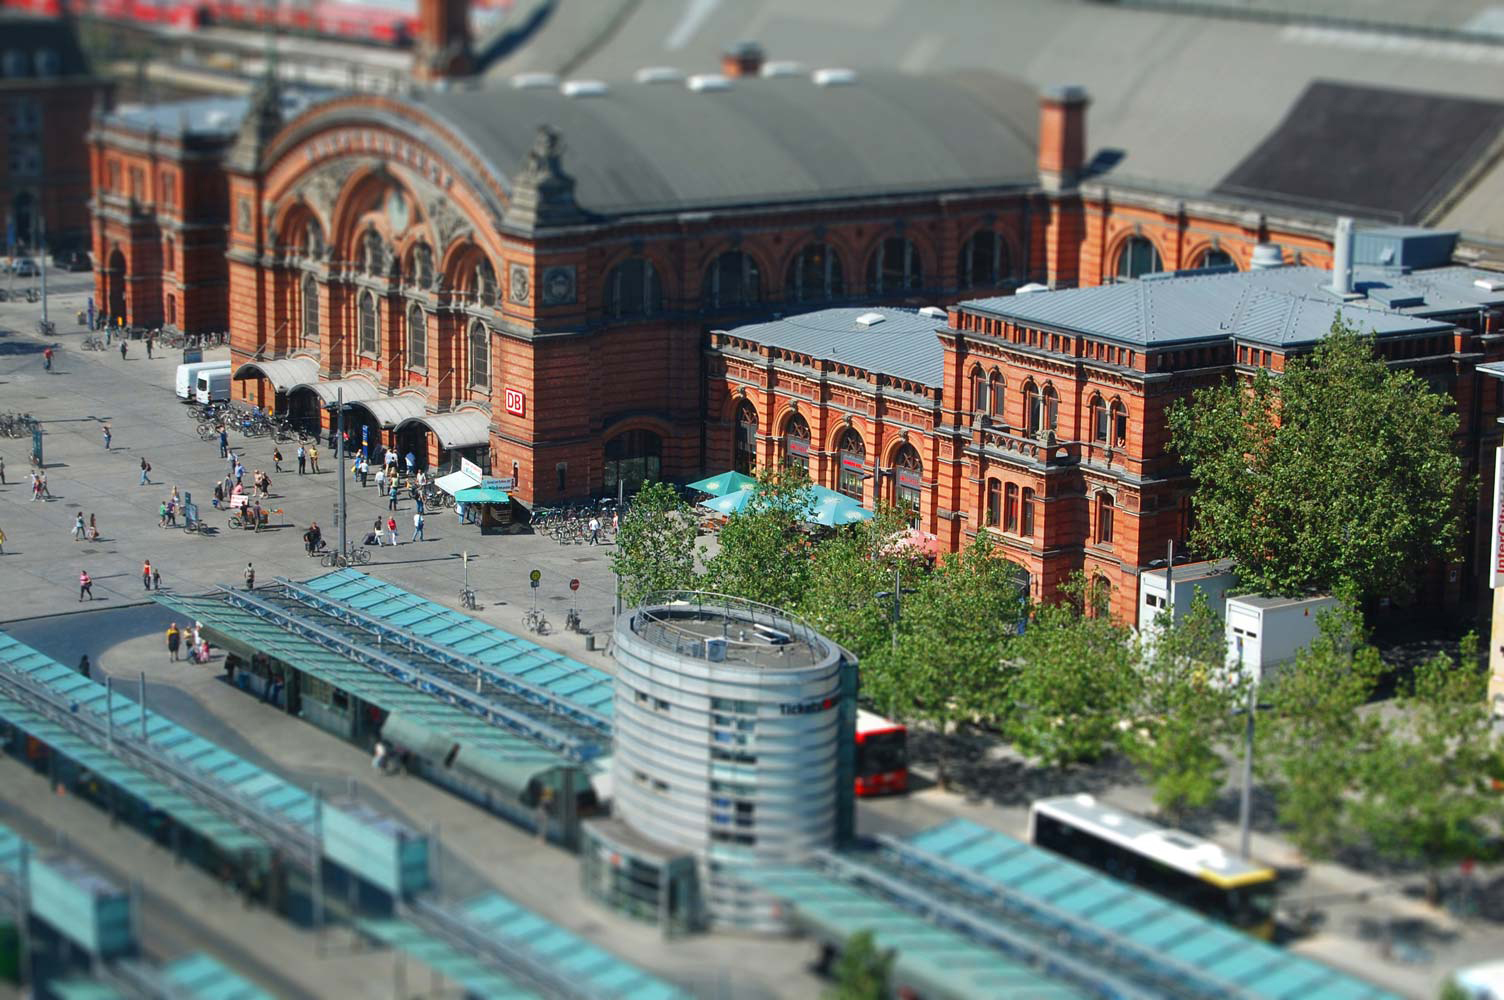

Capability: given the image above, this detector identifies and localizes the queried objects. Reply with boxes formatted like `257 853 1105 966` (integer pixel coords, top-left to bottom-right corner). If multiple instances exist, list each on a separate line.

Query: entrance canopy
394 410 491 450
291 376 381 406
455 487 510 504
233 357 318 392
348 394 425 429
435 469 480 495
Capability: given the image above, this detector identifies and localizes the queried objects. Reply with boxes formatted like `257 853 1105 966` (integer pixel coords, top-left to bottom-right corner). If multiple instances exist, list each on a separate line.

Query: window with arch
1201 247 1236 270
472 259 497 307
734 400 759 474
301 273 319 344
407 242 434 289
361 229 387 276
867 237 922 294
304 219 324 258
989 370 1005 417
468 321 489 388
163 237 175 272
1004 483 1019 532
970 365 988 413
959 230 1008 289
1110 400 1128 448
786 243 844 303
1020 487 1036 537
985 478 1002 528
1090 394 1108 442
407 304 426 369
1096 491 1115 545
604 257 663 319
703 251 761 310
1042 385 1059 432
1024 382 1042 433
837 427 865 500
893 443 922 527
358 290 378 356
1090 575 1113 618
166 294 176 326
783 413 811 473
1115 236 1162 280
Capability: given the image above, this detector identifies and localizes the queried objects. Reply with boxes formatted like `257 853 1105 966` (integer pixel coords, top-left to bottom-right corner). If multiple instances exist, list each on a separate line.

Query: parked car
12 258 38 277
54 250 91 272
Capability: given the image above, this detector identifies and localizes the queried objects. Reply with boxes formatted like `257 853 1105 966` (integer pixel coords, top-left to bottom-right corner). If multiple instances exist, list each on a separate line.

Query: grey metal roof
718 308 947 388
413 69 1039 217
963 266 1464 349
107 90 325 140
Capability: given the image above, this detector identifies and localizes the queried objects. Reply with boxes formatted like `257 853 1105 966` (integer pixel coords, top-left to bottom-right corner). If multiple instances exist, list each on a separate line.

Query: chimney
721 41 764 79
1330 216 1355 296
1038 84 1089 194
415 0 471 82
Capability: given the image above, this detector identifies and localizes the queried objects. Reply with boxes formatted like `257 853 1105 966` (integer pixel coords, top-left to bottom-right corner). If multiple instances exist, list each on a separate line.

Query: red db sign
504 388 525 417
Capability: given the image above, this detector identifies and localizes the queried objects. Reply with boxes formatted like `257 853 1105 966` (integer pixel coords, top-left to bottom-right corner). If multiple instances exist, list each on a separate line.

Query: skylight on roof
511 72 559 90
687 74 732 93
561 79 609 98
634 66 684 84
812 67 858 87
855 312 886 327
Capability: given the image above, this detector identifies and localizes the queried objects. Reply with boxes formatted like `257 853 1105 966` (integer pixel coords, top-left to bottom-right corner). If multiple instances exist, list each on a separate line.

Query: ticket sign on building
505 388 525 417
1492 448 1504 589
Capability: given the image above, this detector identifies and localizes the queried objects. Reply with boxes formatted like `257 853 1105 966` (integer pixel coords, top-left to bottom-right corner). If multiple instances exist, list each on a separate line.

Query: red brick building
1 14 110 255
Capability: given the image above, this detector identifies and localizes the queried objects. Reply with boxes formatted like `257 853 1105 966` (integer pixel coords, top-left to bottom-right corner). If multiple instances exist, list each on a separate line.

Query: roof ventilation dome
510 72 559 90
686 74 732 93
855 312 886 327
918 306 947 318
812 67 858 87
561 79 609 98
760 60 804 78
634 66 684 84
1249 243 1285 270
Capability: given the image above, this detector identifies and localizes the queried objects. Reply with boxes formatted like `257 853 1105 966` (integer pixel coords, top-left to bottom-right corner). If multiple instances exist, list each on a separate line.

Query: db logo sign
504 388 525 417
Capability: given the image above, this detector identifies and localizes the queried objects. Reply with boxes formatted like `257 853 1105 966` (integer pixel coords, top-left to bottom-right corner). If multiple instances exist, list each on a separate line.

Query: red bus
855 710 908 796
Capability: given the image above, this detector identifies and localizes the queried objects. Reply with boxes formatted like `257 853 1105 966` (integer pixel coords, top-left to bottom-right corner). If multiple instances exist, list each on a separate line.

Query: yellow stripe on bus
1199 868 1277 889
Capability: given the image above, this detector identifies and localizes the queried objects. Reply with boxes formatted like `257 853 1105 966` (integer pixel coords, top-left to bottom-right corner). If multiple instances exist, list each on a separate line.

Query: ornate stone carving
509 262 530 304
297 158 362 224
541 265 576 306
501 126 585 232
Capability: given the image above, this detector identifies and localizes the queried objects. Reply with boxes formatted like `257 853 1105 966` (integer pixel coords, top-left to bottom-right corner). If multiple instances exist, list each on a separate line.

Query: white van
195 370 231 404
176 361 230 400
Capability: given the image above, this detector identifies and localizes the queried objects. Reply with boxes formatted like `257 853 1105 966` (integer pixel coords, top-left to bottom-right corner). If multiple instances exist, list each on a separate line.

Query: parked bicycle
0 413 39 438
522 607 548 634
459 588 479 610
320 545 372 568
81 334 104 351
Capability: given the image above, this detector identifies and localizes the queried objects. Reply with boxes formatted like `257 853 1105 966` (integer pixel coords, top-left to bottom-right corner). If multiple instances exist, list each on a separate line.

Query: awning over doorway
434 469 479 496
291 377 381 406
347 394 425 429
232 357 318 392
394 410 491 450
455 487 511 504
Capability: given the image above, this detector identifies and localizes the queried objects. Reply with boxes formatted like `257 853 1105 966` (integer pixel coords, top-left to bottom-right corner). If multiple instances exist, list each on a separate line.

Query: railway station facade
87 58 1504 617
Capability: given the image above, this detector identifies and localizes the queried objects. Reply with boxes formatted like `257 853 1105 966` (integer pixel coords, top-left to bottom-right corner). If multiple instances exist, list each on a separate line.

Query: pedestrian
166 622 181 661
219 429 229 459
309 444 320 474
226 450 236 477
244 562 255 590
212 480 224 508
0 526 6 554
102 423 111 450
387 516 398 547
359 457 369 488
297 444 306 475
273 447 283 473
234 461 244 485
588 515 600 545
72 513 85 541
372 740 388 772
327 427 336 451
42 346 52 371
87 513 98 541
77 655 90 679
158 499 169 527
308 521 322 556
119 340 127 360
79 569 93 601
166 497 177 526
29 471 39 501
388 482 399 510
412 510 424 543
139 457 151 486
1 455 6 484
145 334 153 359
142 559 153 590
153 566 161 590
372 517 384 546
375 465 386 495
416 494 425 516
405 450 416 477
38 472 50 499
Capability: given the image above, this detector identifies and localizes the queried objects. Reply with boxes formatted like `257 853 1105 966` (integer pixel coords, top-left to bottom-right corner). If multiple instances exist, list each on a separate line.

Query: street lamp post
337 387 347 558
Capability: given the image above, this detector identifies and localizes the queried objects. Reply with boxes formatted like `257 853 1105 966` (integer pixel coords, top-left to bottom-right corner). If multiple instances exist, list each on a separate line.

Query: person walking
412 510 425 543
146 333 154 359
308 444 320 474
72 513 85 541
166 622 181 661
158 499 169 527
38 472 50 500
243 562 255 590
388 481 399 511
139 457 151 486
142 559 153 590
29 471 39 501
102 424 111 450
297 444 306 475
152 565 161 590
272 447 283 473
588 515 601 545
42 346 52 372
119 340 127 360
77 655 90 679
372 517 385 547
386 515 398 547
375 464 386 496
358 456 369 488
219 428 229 460
0 526 6 554
78 569 93 601
87 514 98 541
405 450 416 477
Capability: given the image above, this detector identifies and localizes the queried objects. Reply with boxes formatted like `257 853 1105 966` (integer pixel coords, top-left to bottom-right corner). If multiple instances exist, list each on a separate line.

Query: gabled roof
716 308 947 388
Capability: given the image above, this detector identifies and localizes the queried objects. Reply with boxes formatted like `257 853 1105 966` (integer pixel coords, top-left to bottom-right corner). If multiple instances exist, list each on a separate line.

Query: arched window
893 443 922 527
1004 483 1019 532
703 251 761 310
468 321 489 388
1115 236 1162 280
1110 400 1128 448
985 478 1002 527
786 243 844 303
959 230 1008 289
1090 394 1108 442
1090 575 1113 618
605 430 663 496
970 366 987 413
407 242 434 289
604 257 662 319
361 229 387 276
867 237 922 294
783 414 811 473
1020 487 1036 537
1024 382 1041 433
407 304 426 369
1096 491 1115 545
163 237 175 272
1201 247 1236 270
166 294 176 326
358 290 378 355
304 219 324 258
472 259 497 307
301 273 319 344
734 400 758 474
989 370 1005 417
837 428 865 500
1042 385 1059 432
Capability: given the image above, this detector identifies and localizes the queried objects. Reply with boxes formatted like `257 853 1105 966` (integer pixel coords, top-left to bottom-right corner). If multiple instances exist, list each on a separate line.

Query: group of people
295 443 321 475
165 620 211 663
28 468 52 501
361 511 425 546
158 487 183 527
71 512 101 542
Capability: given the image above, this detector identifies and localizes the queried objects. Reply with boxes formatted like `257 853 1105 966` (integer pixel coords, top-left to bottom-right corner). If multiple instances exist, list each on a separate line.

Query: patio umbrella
699 487 757 515
686 471 760 497
805 493 875 527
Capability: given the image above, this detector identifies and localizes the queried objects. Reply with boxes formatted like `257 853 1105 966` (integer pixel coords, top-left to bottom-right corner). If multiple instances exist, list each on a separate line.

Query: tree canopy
1168 317 1463 602
609 480 697 607
703 464 815 610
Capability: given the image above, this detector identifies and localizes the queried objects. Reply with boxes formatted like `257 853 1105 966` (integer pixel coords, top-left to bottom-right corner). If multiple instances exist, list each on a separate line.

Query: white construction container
1225 593 1340 683
1137 559 1238 635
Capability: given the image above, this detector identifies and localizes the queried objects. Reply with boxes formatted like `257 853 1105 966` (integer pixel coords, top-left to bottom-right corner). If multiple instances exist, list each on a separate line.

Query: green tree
998 575 1138 768
1125 592 1251 821
703 464 816 609
824 930 892 1000
864 532 1027 787
798 503 916 662
1352 634 1504 903
1257 603 1385 860
609 481 697 607
1168 317 1462 602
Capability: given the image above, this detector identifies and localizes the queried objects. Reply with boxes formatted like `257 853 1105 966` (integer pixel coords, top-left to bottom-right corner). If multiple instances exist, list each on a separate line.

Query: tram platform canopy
396 409 491 450
232 356 318 392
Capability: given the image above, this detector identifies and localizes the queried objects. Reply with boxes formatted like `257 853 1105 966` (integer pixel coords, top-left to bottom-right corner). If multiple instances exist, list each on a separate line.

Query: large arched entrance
11 192 35 251
733 400 758 474
107 248 127 324
604 429 662 496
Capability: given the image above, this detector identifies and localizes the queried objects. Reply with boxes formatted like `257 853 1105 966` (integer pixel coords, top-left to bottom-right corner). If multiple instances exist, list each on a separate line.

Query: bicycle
522 608 548 634
81 334 104 351
320 545 372 568
459 588 479 610
37 320 55 337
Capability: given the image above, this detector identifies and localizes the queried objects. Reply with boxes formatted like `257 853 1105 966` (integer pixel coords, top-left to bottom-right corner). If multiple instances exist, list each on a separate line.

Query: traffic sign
569 578 579 592
529 569 541 583
530 579 539 589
